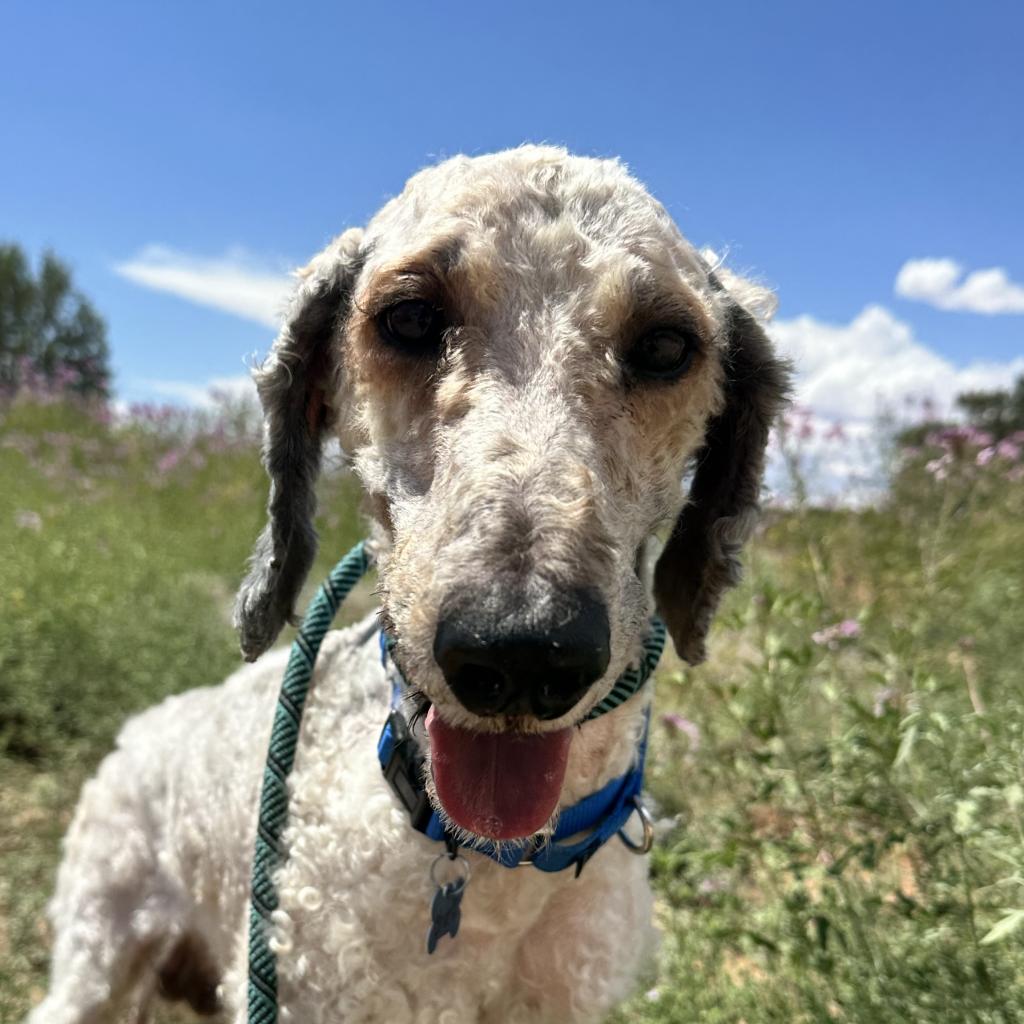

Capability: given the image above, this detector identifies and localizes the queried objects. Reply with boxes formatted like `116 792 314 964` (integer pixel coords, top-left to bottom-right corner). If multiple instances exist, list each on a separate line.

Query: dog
29 146 788 1024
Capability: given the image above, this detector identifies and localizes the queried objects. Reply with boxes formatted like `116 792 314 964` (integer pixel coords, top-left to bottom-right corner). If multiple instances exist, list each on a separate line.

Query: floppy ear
233 228 365 661
653 302 790 664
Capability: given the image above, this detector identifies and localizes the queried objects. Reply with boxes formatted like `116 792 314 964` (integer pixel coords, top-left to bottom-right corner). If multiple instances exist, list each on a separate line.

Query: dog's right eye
625 328 697 382
377 300 445 352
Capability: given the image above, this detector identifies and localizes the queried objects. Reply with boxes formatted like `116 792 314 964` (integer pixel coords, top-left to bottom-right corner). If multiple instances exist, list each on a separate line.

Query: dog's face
235 147 788 841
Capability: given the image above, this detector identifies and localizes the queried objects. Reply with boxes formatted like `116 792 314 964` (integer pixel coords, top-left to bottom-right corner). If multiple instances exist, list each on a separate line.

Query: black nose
433 586 611 721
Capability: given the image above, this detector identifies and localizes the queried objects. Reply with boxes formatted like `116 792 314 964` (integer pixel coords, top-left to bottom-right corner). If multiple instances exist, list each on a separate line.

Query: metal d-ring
618 795 655 855
430 851 471 889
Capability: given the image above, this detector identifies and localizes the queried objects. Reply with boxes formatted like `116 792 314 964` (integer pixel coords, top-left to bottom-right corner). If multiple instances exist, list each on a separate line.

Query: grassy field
2 391 1023 1023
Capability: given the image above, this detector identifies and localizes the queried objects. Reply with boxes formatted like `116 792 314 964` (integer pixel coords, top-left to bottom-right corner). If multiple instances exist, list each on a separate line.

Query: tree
956 376 1024 440
0 243 110 399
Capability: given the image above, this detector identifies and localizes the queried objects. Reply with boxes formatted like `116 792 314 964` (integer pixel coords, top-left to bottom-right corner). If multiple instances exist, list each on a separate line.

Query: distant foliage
899 375 1024 453
957 375 1024 441
0 244 110 400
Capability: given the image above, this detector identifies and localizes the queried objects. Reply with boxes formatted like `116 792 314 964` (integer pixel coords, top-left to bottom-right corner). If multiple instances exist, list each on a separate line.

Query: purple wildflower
156 449 183 474
996 439 1021 462
661 712 701 752
812 618 861 649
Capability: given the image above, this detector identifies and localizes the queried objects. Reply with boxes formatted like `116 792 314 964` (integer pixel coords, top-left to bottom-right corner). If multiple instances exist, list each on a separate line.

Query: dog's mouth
425 707 572 840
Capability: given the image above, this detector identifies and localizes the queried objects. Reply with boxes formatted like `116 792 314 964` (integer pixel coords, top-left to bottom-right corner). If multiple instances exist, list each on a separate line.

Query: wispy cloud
134 373 256 408
115 246 293 327
895 258 1024 314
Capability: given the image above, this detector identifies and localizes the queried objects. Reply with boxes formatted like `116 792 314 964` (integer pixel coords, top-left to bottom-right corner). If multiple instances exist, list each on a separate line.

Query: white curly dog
30 147 788 1024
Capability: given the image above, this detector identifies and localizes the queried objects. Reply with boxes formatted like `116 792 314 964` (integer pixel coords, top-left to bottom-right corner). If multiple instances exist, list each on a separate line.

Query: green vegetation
2 387 1022 1023
0 245 110 400
615 424 1024 1024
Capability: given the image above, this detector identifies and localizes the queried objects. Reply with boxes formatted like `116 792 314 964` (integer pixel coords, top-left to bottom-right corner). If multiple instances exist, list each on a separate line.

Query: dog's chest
252 629 654 1022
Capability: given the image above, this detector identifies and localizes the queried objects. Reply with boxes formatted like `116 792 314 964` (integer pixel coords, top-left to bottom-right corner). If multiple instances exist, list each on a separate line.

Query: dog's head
234 147 789 841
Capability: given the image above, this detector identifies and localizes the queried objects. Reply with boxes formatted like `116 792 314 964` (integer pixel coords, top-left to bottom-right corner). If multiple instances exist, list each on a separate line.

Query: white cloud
770 304 1024 422
765 305 1024 502
115 246 293 327
135 373 256 408
895 258 1024 314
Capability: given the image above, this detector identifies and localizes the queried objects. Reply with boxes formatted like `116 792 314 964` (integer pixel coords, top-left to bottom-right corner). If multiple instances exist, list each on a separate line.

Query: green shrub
615 429 1024 1023
0 395 362 764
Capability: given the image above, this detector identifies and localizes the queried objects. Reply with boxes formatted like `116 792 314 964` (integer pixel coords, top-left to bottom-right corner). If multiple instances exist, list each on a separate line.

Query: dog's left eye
377 299 445 352
627 329 696 381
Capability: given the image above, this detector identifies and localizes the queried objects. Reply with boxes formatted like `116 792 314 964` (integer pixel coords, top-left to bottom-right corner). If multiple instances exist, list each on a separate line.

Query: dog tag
426 853 470 954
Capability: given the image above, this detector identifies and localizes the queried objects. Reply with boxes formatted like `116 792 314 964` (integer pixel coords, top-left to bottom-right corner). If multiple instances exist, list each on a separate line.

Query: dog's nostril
448 664 510 717
476 669 505 703
533 671 591 720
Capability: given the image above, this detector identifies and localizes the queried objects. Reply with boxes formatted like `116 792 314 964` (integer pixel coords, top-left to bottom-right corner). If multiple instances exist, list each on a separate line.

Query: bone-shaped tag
426 877 466 954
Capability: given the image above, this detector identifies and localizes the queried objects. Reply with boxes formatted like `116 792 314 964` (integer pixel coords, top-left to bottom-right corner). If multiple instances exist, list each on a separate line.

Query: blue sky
3 0 1022 444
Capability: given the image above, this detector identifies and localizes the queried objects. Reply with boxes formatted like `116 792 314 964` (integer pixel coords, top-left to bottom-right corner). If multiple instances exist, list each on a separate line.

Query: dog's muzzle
433 583 611 721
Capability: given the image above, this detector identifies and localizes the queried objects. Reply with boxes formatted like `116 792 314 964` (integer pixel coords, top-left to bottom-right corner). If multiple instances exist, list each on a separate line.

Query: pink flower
996 439 1021 462
661 712 701 752
963 426 994 448
156 449 183 474
812 619 861 649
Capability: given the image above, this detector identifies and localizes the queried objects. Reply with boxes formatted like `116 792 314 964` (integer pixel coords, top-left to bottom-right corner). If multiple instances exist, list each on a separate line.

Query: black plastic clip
380 710 434 833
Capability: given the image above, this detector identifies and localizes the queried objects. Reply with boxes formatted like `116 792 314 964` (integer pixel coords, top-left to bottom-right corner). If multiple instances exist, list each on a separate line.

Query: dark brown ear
233 228 365 661
653 303 790 664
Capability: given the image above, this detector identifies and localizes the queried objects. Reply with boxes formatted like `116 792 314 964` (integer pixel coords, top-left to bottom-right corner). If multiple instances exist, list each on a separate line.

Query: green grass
2 395 1023 1023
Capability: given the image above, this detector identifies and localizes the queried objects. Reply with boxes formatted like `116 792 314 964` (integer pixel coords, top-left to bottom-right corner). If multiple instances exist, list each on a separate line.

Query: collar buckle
380 710 434 833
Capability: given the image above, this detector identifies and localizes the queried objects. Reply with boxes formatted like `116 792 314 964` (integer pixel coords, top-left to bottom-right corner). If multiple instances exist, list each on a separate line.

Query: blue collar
376 625 662 875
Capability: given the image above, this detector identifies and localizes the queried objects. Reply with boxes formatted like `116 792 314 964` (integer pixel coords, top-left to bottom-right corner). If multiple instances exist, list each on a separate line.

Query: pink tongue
426 708 572 840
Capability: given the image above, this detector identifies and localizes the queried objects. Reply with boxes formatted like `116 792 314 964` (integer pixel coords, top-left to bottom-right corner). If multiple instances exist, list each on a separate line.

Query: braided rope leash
247 541 370 1024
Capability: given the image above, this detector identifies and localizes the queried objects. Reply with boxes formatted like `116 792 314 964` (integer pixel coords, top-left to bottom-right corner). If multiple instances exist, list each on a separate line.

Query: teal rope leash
247 541 370 1024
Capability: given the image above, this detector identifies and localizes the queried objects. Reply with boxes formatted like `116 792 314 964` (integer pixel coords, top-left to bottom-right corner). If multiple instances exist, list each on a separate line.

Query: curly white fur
31 617 655 1024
